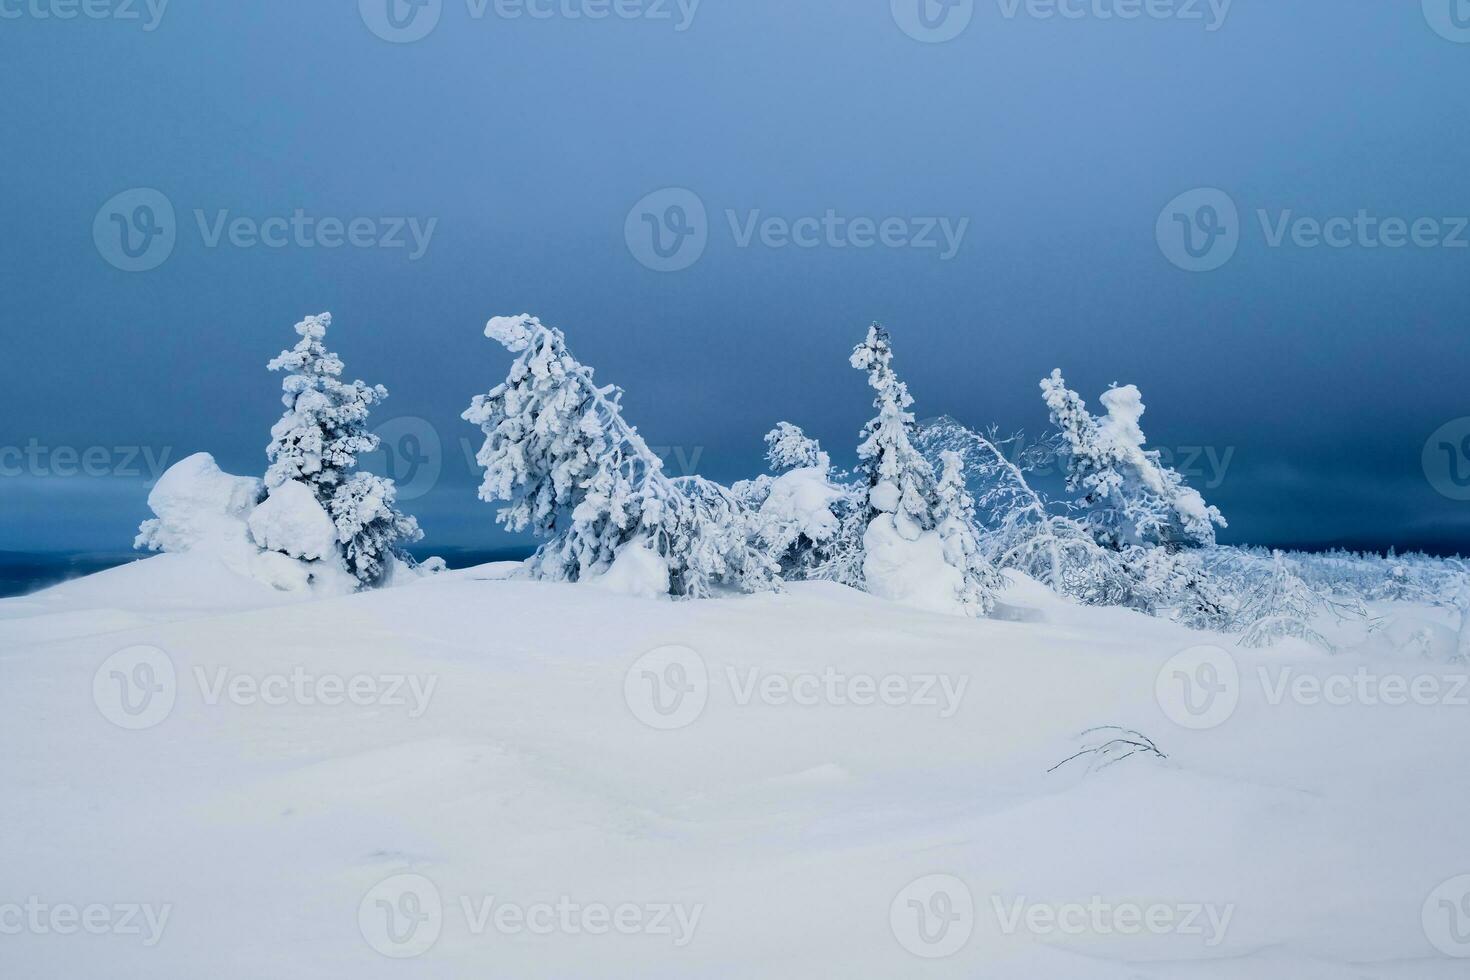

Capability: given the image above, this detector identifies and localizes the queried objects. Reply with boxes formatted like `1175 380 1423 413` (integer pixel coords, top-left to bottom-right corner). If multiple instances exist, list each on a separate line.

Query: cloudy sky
3 0 1469 557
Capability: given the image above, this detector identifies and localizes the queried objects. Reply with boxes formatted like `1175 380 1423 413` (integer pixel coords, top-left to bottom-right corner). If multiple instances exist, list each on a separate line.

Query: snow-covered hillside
3 554 1469 978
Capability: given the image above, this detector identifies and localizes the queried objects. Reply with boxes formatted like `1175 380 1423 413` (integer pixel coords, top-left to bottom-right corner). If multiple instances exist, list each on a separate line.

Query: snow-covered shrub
265 313 423 586
1232 550 1332 650
463 314 776 598
736 425 856 581
1040 370 1225 551
914 418 1133 607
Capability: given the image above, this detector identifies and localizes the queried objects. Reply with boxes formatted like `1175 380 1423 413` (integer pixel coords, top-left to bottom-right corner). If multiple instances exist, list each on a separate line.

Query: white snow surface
2 555 1468 978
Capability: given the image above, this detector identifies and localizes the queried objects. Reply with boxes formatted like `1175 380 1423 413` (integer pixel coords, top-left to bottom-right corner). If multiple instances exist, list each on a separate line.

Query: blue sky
2 0 1469 556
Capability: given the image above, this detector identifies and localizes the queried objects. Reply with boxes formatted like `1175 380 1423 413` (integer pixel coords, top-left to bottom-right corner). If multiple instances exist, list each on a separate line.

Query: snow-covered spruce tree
850 324 938 540
1040 370 1225 552
462 314 776 598
934 451 1001 614
264 313 422 586
847 325 995 616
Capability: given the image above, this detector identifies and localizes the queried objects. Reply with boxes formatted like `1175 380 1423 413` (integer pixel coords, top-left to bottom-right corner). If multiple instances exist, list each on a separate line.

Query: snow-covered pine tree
463 314 775 598
934 451 1000 615
264 313 422 586
1040 370 1225 551
850 324 938 541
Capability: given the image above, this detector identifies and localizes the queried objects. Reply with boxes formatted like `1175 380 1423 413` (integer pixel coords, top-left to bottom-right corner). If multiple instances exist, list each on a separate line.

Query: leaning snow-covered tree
463 314 776 598
264 312 422 586
1040 370 1225 552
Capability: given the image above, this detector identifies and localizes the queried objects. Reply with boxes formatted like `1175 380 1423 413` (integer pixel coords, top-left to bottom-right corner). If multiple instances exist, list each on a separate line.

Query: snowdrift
3 557 1468 978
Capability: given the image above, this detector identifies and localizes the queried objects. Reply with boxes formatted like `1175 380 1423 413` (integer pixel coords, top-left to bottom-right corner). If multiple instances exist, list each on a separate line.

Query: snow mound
134 452 262 555
135 454 356 598
587 540 670 599
248 481 338 562
861 514 968 617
